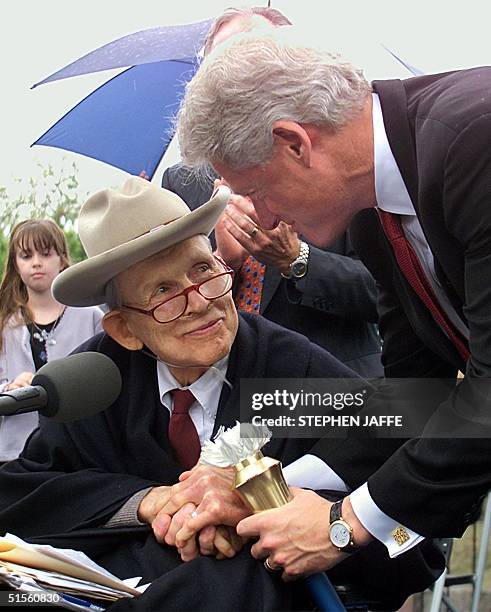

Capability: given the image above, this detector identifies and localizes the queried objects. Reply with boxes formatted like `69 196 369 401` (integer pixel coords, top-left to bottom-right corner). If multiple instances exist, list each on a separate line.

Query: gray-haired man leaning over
174 25 491 584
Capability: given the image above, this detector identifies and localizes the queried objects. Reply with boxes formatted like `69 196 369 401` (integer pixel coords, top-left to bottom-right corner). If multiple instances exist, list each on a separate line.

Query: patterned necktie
168 389 201 469
378 209 470 362
235 255 266 314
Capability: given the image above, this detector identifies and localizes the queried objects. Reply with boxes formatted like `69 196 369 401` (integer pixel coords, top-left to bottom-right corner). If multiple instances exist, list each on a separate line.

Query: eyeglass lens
154 273 233 323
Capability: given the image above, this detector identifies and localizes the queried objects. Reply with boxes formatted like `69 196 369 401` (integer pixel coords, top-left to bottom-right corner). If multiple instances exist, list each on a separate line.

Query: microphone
0 352 122 422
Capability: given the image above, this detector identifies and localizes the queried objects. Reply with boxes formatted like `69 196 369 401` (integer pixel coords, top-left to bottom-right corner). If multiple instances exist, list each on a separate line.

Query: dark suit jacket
162 163 383 377
315 67 491 537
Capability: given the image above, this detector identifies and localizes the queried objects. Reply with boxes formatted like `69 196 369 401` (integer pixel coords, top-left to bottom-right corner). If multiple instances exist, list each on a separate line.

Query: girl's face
15 240 63 294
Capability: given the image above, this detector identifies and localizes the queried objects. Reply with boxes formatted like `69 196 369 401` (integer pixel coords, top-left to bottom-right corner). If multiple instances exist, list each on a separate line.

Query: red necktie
235 255 266 314
378 209 469 362
168 389 201 469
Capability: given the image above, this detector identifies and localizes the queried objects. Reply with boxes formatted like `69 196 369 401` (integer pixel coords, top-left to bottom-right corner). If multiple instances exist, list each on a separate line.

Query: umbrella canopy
32 20 212 178
32 20 212 87
33 60 195 178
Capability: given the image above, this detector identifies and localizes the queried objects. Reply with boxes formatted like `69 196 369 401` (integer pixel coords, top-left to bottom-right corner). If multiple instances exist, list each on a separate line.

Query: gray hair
104 278 123 311
203 6 292 56
177 29 371 171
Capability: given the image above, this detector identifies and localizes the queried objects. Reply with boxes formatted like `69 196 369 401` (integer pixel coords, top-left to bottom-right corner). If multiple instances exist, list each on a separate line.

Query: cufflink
391 526 410 546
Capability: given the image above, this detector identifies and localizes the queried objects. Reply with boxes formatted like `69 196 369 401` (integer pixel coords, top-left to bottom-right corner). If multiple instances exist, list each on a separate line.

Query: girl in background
0 219 103 461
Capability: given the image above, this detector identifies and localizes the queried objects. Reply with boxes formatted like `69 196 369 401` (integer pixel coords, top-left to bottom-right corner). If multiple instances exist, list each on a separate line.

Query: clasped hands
137 464 250 562
138 463 370 579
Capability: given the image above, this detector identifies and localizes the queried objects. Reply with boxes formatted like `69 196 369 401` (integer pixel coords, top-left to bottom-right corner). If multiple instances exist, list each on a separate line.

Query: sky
2 0 490 205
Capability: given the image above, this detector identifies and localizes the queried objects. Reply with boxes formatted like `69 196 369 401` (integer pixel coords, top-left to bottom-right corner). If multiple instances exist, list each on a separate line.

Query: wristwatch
329 500 359 553
281 241 310 279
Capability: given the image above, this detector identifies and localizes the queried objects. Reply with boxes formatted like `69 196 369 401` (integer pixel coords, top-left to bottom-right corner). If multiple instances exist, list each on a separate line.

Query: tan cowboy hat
52 176 230 307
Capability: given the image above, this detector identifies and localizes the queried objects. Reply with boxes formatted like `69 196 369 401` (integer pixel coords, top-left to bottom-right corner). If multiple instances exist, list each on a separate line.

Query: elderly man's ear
103 311 144 351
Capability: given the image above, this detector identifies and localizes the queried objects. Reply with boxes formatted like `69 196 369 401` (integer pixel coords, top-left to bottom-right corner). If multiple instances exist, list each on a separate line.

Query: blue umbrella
33 60 196 178
32 20 212 178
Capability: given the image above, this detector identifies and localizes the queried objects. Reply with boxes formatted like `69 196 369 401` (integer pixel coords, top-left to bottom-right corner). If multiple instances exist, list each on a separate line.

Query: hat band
135 215 182 239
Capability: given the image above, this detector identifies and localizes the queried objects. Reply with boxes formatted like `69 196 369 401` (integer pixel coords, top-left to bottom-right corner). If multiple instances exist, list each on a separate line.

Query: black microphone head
32 352 122 422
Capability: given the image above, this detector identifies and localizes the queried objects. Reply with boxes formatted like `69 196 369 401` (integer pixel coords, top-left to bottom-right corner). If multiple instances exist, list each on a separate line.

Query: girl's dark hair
0 219 71 349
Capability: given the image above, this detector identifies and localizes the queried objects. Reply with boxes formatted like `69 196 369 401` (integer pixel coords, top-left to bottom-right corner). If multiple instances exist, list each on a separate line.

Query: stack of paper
0 533 144 608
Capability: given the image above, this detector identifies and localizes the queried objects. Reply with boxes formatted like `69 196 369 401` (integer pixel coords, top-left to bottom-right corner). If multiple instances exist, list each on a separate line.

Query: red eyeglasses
121 266 234 324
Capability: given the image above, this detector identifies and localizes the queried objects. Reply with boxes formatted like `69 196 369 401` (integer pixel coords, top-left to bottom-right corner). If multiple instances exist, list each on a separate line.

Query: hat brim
53 188 230 307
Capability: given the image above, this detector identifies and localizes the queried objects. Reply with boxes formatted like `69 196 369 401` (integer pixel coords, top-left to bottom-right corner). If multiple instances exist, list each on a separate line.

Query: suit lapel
374 78 466 316
212 316 255 437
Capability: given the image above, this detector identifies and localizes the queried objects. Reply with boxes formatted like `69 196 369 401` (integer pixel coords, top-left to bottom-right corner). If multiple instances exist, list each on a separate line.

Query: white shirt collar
157 355 229 421
372 93 415 216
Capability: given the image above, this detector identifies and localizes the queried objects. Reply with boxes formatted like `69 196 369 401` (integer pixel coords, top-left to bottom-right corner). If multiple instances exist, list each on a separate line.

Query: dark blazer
162 163 383 377
315 67 491 537
0 314 441 610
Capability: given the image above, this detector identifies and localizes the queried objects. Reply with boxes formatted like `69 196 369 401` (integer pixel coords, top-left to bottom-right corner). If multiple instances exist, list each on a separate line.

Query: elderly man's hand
236 489 373 581
161 464 250 527
167 517 246 562
139 485 246 562
137 485 172 525
201 525 247 560
220 198 301 275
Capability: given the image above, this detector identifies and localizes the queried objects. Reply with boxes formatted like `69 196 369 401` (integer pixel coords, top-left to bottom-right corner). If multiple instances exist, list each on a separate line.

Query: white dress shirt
286 93 469 558
157 356 229 445
372 93 468 339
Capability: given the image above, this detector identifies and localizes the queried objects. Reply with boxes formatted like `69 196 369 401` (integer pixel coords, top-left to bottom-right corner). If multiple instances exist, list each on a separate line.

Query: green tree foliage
0 161 87 275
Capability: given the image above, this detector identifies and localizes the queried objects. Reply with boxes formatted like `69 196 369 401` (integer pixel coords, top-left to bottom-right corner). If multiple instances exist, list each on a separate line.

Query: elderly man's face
108 236 238 384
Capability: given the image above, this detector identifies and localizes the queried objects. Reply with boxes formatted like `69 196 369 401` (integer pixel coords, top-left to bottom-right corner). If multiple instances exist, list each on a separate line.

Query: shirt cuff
104 488 152 528
283 454 349 492
350 482 424 557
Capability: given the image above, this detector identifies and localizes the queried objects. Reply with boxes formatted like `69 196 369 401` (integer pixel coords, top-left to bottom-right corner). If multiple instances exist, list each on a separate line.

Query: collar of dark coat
371 77 465 314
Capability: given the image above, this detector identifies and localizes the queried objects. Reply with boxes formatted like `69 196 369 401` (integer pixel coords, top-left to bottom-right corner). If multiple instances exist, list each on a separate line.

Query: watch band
330 500 343 524
329 500 359 553
281 241 309 279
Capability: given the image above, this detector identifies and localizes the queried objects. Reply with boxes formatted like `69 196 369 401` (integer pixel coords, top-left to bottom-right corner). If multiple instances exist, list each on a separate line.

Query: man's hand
220 199 301 275
156 464 250 548
215 201 250 271
163 502 200 560
207 525 247 560
214 178 249 270
161 464 250 530
168 518 246 562
236 489 373 580
5 371 34 391
213 178 301 274
137 485 171 527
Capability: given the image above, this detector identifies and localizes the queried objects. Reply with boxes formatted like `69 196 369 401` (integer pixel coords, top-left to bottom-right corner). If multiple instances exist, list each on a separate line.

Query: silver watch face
291 261 307 278
330 521 351 548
